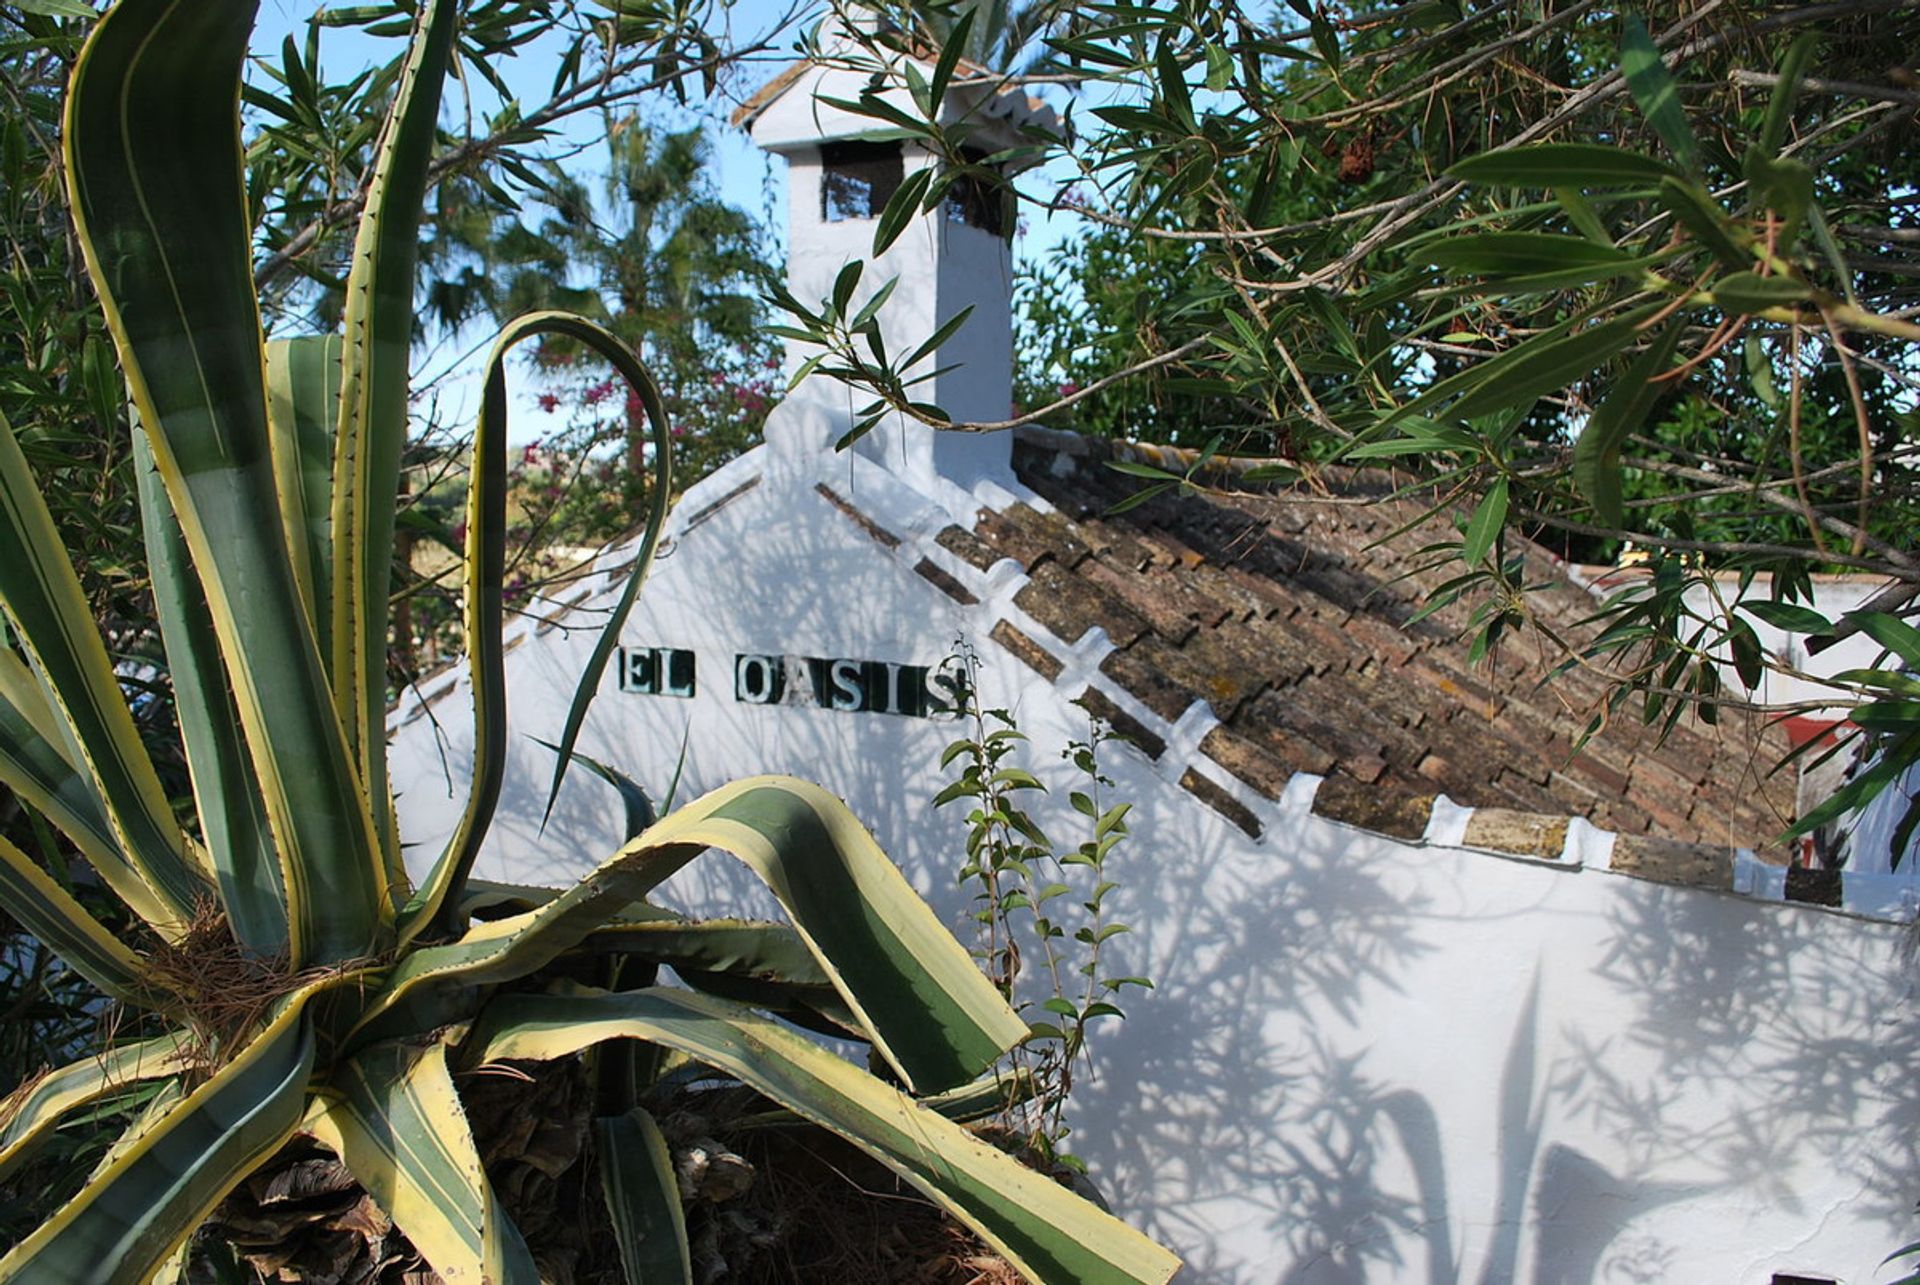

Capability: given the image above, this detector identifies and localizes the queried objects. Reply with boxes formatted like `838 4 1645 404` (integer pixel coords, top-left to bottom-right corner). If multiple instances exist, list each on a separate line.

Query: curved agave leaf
529 318 673 825
360 777 1027 1095
401 311 673 945
596 1108 690 1285
582 916 859 1035
0 411 198 933
263 336 342 688
302 1038 536 1285
65 0 386 964
0 995 320 1285
329 0 458 874
0 832 152 1004
473 987 1182 1285
0 1033 191 1181
135 429 287 952
0 648 123 878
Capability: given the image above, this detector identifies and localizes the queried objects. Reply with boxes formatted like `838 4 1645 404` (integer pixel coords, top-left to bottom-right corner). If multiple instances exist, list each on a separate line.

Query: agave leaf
0 832 153 1005
0 1033 191 1181
530 318 673 825
0 994 320 1285
531 736 657 841
134 429 287 953
65 0 385 964
302 1038 536 1285
363 777 1027 1095
580 912 830 985
329 0 458 872
402 311 672 943
0 410 199 933
596 1108 691 1285
86 1079 187 1184
0 648 124 878
263 336 342 669
473 987 1183 1285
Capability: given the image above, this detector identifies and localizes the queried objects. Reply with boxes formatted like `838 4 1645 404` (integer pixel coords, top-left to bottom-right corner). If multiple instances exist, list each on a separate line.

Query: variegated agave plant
0 2 1180 1281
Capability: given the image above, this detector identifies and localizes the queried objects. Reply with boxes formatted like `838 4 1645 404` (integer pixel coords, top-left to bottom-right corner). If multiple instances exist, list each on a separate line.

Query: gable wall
389 444 1920 1283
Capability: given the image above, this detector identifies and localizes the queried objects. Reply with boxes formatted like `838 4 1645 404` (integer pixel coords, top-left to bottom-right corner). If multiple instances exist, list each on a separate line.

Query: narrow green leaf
471 987 1182 1285
929 9 971 112
1657 177 1749 268
904 304 974 369
871 165 934 255
847 275 899 332
1573 320 1684 528
598 1109 692 1285
1448 143 1676 187
1443 312 1648 424
1713 271 1810 314
831 259 863 320
1622 16 1700 175
1760 34 1820 157
1739 599 1831 634
13 0 95 16
1424 233 1632 277
1156 39 1195 130
1848 612 1920 669
1852 701 1920 731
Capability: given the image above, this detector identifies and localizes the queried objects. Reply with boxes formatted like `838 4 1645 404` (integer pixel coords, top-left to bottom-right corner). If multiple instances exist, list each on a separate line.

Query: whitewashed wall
390 438 1920 1284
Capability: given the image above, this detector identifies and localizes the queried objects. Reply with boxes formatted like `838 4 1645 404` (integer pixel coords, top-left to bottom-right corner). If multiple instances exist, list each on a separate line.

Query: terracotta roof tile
993 431 1798 855
1015 560 1148 648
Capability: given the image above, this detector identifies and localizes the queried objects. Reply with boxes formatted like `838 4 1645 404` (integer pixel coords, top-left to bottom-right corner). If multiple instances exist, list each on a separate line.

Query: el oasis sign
616 645 966 720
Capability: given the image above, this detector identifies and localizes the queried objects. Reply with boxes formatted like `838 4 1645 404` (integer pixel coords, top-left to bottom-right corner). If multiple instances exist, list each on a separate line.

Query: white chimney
735 26 1056 495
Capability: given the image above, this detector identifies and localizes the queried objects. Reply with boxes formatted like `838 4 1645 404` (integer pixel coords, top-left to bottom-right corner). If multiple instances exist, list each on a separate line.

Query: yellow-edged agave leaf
85 1079 185 1185
581 915 832 986
596 1108 690 1285
361 777 1027 1094
583 915 862 1035
0 995 319 1285
329 0 457 871
529 318 673 826
0 648 125 879
402 311 672 944
0 833 152 1005
65 0 386 964
0 411 199 933
473 987 1183 1285
0 1033 191 1180
302 1038 536 1285
135 430 287 952
263 336 342 671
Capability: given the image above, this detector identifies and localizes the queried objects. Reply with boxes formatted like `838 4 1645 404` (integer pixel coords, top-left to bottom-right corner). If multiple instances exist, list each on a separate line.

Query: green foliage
935 643 1150 1170
0 4 1179 1282
808 1 1920 846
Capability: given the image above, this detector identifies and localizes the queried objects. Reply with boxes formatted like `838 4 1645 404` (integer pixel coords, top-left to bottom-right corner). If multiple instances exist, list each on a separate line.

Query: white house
390 38 1920 1285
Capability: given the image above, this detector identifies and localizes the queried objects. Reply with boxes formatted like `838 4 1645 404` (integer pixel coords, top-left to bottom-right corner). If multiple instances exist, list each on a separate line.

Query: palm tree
426 117 775 490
